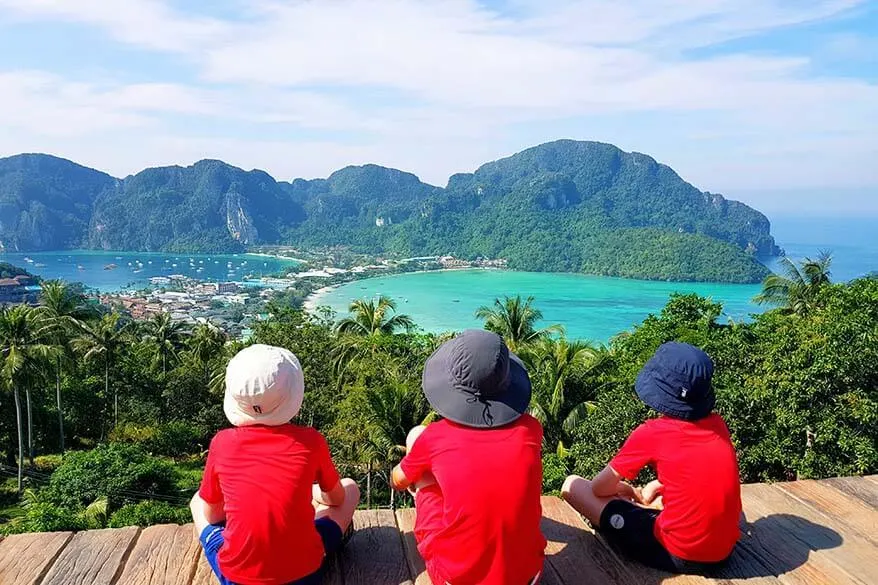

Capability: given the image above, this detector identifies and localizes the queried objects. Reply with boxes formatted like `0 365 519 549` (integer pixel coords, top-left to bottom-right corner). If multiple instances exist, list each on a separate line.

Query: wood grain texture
116 524 200 585
822 477 878 510
1 477 876 585
539 496 633 585
41 526 140 585
0 531 72 585
189 548 217 585
776 480 878 546
738 483 872 585
336 510 412 585
395 508 432 585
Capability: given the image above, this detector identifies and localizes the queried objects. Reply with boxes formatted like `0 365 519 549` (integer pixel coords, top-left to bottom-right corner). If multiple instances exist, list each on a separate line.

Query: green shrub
110 421 207 457
541 454 570 495
32 455 64 474
1 503 84 535
109 423 157 445
43 444 178 510
109 500 191 528
145 422 208 457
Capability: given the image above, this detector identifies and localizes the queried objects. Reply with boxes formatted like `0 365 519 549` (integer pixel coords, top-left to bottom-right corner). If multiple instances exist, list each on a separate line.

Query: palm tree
521 337 604 456
474 295 563 351
359 360 433 507
72 313 129 430
188 322 227 387
336 296 414 337
0 306 54 492
38 280 93 453
754 251 833 315
142 312 190 375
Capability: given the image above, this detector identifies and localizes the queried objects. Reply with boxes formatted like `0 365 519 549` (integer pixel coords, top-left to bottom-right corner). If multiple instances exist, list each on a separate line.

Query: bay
319 216 877 341
0 249 297 292
317 270 761 341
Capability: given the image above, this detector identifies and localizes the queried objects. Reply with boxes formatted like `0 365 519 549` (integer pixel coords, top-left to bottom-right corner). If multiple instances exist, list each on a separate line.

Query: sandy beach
248 252 308 263
303 285 339 312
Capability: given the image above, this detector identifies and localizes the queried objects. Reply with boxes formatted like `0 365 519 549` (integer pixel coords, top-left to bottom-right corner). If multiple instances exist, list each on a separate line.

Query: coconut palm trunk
56 355 64 453
107 362 116 428
13 387 24 493
25 386 34 465
366 460 372 509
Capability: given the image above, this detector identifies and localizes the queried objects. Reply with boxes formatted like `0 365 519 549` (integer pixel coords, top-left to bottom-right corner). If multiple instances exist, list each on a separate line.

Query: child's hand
616 482 644 504
641 480 664 505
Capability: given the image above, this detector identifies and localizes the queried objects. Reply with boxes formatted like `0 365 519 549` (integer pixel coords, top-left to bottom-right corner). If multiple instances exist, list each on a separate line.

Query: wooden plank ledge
0 476 875 584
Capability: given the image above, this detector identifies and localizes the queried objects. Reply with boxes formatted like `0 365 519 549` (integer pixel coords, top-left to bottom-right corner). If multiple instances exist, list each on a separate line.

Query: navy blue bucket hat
422 329 532 428
635 342 715 421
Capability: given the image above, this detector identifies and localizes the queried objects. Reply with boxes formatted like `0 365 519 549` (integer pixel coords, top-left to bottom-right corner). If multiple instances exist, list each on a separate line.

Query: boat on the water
104 264 118 270
24 257 33 263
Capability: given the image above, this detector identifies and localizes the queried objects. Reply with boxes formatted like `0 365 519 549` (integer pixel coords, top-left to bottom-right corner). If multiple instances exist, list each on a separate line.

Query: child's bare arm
313 480 347 507
190 492 226 535
390 464 412 491
592 465 644 503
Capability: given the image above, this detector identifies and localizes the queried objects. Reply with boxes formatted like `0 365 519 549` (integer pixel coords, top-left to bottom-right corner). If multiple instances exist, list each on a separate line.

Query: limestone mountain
0 154 115 251
0 141 781 282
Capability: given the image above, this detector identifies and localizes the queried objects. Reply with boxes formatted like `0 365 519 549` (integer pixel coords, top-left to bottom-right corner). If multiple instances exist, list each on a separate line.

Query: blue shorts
199 517 344 585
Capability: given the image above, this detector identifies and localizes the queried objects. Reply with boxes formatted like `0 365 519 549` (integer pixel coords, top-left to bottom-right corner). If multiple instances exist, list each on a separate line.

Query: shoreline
301 267 499 313
303 285 340 312
247 252 308 263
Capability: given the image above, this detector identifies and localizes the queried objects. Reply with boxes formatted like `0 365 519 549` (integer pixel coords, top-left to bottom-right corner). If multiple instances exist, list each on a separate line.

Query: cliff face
225 191 259 245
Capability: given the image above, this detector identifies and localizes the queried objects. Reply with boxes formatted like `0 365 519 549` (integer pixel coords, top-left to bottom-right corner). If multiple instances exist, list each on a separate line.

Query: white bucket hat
223 344 305 427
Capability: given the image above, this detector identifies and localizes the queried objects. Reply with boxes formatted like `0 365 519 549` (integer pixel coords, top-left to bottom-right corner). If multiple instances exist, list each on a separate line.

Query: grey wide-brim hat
422 329 532 428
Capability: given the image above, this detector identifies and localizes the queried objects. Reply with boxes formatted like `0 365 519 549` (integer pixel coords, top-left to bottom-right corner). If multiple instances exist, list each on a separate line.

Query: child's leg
314 478 361 533
561 475 621 528
406 425 436 490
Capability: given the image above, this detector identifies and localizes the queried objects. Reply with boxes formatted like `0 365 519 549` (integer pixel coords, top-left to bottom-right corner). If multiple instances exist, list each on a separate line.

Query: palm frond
563 401 597 434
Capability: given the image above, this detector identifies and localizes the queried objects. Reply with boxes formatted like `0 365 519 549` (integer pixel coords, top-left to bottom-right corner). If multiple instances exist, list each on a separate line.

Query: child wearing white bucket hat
190 344 360 585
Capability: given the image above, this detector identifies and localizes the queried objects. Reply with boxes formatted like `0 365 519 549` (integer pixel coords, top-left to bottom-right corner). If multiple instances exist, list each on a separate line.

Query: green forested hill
0 141 779 282
88 159 306 253
0 154 115 251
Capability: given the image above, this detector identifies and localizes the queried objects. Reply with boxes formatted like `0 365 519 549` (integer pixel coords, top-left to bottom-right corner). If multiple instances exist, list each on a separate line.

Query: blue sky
0 0 876 215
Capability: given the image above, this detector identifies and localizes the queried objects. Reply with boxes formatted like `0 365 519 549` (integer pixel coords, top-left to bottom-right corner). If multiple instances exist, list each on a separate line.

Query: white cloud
0 0 875 204
0 0 228 52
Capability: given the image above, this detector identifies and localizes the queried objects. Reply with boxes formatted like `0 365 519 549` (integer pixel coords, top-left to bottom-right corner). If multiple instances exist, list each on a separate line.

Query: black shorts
598 500 726 575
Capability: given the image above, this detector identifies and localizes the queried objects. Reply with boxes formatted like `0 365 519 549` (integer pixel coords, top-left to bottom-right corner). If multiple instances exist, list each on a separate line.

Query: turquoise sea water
320 217 877 341
319 270 760 341
0 250 296 291
2 217 874 341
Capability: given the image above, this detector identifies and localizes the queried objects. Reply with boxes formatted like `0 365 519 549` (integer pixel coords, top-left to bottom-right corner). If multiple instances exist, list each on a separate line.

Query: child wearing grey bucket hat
391 330 547 585
560 342 742 575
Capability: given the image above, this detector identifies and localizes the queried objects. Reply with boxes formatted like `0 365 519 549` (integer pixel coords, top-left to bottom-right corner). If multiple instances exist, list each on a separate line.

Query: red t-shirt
400 415 546 585
610 413 741 562
199 424 341 585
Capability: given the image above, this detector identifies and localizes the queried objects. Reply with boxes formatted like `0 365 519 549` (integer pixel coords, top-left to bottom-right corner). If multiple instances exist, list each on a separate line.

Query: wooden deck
0 476 875 585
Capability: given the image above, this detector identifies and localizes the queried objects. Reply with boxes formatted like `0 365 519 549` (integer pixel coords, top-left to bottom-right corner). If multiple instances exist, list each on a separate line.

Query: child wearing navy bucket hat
561 342 742 575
